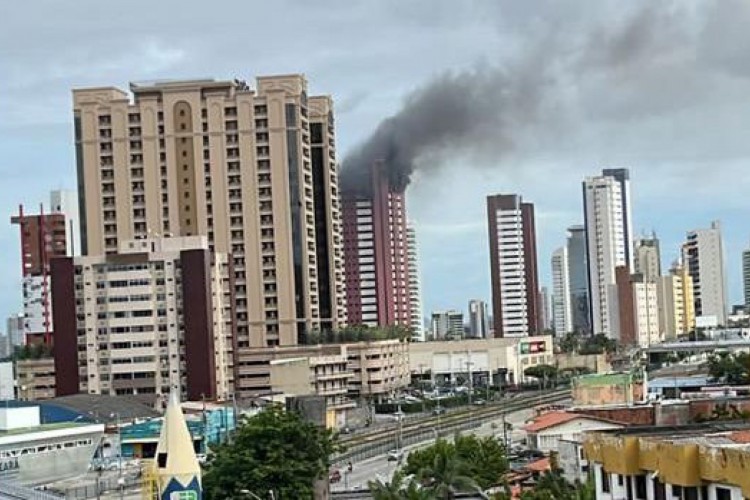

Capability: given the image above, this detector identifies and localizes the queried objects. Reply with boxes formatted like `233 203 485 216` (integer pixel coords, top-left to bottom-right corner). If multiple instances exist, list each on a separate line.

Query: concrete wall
555 353 610 373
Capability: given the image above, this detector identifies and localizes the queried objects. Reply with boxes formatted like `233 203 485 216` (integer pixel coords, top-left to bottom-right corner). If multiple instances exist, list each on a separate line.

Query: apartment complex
566 225 591 334
633 235 661 282
11 204 69 345
657 264 695 339
467 299 490 338
16 358 56 401
615 268 660 347
486 194 540 337
743 247 750 311
430 310 464 340
73 76 345 358
682 221 727 325
584 424 750 500
342 162 411 328
406 223 424 341
583 168 634 339
551 246 572 335
242 339 409 402
51 237 233 403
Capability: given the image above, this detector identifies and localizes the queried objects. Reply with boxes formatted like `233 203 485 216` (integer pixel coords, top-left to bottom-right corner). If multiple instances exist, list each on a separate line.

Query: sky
2 0 750 325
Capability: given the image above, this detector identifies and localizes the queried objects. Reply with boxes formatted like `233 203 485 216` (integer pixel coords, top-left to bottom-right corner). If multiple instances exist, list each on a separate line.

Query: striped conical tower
155 392 202 500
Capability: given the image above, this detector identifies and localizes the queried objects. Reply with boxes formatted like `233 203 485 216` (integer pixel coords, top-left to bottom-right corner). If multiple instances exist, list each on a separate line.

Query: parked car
473 399 486 406
387 449 404 462
329 469 341 483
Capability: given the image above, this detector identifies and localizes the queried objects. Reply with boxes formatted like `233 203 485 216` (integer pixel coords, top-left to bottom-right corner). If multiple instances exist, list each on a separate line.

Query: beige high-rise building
657 264 695 339
73 76 346 396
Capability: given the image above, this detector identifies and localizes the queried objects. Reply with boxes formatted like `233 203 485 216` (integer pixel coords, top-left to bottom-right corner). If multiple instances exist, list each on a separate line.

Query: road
332 405 536 492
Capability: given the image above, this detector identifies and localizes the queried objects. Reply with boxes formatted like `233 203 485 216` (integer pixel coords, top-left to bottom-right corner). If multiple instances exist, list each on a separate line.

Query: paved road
332 405 537 492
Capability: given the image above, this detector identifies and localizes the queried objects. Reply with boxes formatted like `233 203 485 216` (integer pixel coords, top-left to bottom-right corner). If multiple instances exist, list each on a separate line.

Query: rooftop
0 421 99 438
44 394 160 423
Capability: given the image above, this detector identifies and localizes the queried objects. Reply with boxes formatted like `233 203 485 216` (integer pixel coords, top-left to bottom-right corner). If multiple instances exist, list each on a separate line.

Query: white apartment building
486 194 540 337
406 223 424 341
583 168 633 339
682 221 728 325
632 279 660 347
431 310 464 339
468 299 490 338
551 246 572 335
51 236 234 403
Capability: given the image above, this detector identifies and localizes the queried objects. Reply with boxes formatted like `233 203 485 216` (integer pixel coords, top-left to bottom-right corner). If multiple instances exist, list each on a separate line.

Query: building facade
682 221 728 325
468 299 490 339
486 194 540 337
11 205 69 345
16 358 56 401
567 225 590 334
551 246 572 335
743 248 750 312
406 223 424 341
657 264 695 340
342 162 411 329
583 168 633 340
430 310 464 340
51 237 234 403
73 77 346 390
633 234 661 282
50 189 81 257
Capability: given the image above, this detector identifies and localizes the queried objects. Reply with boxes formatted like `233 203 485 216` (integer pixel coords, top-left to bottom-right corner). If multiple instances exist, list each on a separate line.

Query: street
332 405 535 492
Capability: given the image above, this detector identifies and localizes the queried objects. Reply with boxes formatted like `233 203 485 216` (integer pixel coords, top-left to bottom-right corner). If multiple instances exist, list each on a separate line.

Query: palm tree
419 449 482 499
369 471 409 500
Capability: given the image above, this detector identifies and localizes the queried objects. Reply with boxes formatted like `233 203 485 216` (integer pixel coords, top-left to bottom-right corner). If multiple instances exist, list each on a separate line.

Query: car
329 469 341 483
432 407 446 415
392 410 406 421
473 399 486 406
387 449 404 462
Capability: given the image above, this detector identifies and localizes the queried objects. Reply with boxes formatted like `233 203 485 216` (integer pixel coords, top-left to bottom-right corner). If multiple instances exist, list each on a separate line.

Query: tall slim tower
634 234 661 283
342 163 411 328
467 299 489 338
551 246 572 335
486 194 540 337
682 221 727 325
566 225 590 334
11 204 68 345
743 246 750 312
583 168 633 340
406 223 424 341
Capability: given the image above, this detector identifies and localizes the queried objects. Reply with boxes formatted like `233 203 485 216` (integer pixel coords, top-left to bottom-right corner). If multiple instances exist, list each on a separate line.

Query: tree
417 449 479 499
202 406 338 499
513 473 594 500
523 365 558 388
707 352 750 385
369 471 433 500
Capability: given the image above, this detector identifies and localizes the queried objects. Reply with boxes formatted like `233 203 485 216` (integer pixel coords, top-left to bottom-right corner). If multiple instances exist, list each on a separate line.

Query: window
715 487 731 500
600 469 610 493
635 475 646 499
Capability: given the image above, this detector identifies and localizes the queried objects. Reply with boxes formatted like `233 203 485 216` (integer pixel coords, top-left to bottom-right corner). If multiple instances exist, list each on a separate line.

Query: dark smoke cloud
340 2 702 193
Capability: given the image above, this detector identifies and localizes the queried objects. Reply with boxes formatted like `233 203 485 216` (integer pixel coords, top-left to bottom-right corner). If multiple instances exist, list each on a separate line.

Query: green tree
417 449 480 499
523 365 558 388
707 352 750 385
203 406 338 499
519 473 595 500
404 435 508 490
369 471 433 500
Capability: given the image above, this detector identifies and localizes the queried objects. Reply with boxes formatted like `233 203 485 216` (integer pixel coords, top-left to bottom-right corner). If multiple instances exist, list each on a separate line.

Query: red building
10 205 68 346
342 162 412 328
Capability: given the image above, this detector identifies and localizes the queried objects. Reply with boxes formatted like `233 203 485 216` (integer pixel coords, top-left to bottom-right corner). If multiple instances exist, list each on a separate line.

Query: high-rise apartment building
615 268 659 347
11 205 69 345
486 194 540 337
51 237 233 402
566 225 590 334
6 315 23 353
682 221 727 325
406 223 424 341
342 162 411 328
657 263 695 340
430 310 464 340
583 168 633 339
633 234 661 282
551 246 572 335
73 77 346 397
467 300 489 339
539 287 551 331
50 190 81 256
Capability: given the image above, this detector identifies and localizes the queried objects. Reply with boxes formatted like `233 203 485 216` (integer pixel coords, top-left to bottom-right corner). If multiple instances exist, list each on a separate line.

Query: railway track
340 388 570 450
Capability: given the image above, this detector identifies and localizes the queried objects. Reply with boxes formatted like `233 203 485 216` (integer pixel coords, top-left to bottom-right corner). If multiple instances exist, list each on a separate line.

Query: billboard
519 340 547 354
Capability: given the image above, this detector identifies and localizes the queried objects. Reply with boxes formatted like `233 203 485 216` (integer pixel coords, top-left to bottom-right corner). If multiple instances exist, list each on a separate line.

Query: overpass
643 338 750 355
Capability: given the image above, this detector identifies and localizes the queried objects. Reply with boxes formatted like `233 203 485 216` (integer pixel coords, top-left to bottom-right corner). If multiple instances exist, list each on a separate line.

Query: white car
387 449 404 462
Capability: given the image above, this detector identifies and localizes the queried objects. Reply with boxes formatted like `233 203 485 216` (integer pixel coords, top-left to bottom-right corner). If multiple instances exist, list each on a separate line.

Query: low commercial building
241 339 409 404
51 237 234 403
408 336 554 386
269 354 354 428
16 358 55 401
584 423 750 500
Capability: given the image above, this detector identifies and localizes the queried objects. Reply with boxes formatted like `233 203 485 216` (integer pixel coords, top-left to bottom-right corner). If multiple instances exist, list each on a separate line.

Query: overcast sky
2 0 750 325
